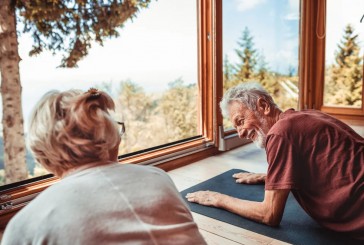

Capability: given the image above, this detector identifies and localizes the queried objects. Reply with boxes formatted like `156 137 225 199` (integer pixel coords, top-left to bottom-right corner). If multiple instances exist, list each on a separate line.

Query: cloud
288 0 299 12
284 12 299 20
284 0 300 20
235 0 267 12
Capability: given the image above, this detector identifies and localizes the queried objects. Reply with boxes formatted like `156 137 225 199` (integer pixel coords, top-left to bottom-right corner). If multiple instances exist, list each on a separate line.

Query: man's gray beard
253 112 268 149
253 128 266 149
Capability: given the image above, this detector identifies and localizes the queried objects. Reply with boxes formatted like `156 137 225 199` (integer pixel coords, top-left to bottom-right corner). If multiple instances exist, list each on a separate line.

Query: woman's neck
60 160 116 178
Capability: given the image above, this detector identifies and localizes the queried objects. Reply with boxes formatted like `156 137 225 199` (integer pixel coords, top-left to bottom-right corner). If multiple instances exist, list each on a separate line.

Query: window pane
324 0 364 108
222 0 300 128
0 0 198 186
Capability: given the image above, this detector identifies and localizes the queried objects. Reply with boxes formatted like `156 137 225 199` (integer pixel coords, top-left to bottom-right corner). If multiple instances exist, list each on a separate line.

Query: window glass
222 0 300 128
324 0 364 108
0 0 198 186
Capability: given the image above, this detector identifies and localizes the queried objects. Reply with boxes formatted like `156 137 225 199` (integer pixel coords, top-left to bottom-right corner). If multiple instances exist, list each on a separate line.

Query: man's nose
237 128 248 139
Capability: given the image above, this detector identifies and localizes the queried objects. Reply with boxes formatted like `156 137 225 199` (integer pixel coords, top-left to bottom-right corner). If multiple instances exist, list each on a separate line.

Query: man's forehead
228 101 248 118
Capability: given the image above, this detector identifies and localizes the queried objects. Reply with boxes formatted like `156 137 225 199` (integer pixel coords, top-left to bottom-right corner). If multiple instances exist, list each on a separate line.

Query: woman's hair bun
86 88 101 99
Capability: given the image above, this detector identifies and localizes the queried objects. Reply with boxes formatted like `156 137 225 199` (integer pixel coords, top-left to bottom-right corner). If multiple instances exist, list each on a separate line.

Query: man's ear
257 97 270 115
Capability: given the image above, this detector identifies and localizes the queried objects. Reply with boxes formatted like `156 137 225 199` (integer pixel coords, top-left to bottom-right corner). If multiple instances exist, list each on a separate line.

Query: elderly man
186 82 364 240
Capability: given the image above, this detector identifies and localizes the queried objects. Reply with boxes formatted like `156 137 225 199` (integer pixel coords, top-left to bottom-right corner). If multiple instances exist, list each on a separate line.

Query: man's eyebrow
232 115 241 124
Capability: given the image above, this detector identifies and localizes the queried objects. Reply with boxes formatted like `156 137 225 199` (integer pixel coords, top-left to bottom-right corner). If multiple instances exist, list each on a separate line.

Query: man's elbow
262 211 282 227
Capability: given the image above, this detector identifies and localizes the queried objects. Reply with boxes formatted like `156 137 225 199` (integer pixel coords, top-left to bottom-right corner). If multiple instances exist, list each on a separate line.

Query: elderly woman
2 89 206 245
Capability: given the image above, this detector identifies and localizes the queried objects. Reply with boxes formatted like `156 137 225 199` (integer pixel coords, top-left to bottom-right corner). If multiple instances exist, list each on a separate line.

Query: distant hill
0 137 37 174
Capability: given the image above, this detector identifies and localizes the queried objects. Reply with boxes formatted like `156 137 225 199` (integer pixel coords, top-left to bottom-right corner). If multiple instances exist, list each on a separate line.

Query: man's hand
232 172 266 184
185 190 222 207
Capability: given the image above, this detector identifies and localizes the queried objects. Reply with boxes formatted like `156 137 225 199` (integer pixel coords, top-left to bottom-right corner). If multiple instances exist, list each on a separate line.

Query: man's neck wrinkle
268 107 283 128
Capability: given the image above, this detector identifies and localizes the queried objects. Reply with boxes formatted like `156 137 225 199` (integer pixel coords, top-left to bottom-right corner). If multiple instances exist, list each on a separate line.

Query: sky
223 0 364 72
223 0 300 75
0 0 363 131
7 0 198 130
325 0 364 65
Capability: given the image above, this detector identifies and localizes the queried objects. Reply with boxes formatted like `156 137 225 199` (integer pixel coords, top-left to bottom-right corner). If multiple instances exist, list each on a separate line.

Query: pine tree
235 27 257 81
257 53 269 81
325 24 363 107
255 53 280 99
223 55 235 92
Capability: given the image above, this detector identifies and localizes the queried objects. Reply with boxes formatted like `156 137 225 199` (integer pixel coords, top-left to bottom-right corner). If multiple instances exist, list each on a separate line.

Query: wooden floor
168 124 364 245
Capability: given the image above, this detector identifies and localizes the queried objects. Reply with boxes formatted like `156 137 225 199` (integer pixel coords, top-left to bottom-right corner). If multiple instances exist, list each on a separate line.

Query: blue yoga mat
180 169 361 245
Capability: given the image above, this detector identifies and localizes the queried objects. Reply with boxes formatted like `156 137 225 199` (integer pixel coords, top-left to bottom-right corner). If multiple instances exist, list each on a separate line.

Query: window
218 0 300 150
0 0 218 222
6 0 358 224
0 1 218 219
222 0 300 130
301 0 364 118
0 0 204 187
323 0 363 109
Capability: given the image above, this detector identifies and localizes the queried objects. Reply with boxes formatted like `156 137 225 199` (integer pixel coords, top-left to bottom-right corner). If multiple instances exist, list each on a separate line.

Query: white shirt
2 163 206 245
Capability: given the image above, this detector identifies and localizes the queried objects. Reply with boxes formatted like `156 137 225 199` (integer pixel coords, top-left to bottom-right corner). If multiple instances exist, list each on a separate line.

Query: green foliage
118 80 153 122
234 27 257 81
160 78 198 141
15 0 151 67
223 55 234 84
223 27 299 130
115 79 198 155
257 53 268 81
115 80 153 153
325 24 363 107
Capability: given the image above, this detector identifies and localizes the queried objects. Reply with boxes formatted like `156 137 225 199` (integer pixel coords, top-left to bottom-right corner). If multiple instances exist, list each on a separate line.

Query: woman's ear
257 97 270 115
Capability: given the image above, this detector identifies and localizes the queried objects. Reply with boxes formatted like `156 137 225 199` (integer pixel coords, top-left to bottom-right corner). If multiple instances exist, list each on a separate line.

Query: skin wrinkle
186 94 290 226
229 100 278 148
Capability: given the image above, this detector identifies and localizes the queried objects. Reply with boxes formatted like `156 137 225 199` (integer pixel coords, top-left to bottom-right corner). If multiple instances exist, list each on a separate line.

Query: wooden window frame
0 0 222 226
300 0 364 120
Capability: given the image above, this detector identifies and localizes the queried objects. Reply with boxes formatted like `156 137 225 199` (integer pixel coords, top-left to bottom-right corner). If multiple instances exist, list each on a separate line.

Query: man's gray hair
220 82 277 118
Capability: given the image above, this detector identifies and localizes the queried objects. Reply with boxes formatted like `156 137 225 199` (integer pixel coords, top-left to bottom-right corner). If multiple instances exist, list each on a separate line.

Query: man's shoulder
268 109 300 136
269 109 329 136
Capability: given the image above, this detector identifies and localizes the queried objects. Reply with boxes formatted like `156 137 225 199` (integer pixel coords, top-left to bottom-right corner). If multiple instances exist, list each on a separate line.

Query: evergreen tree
255 53 279 98
287 65 296 77
325 24 363 107
235 27 257 81
223 55 234 83
257 53 269 81
223 55 235 92
0 0 150 183
159 78 197 141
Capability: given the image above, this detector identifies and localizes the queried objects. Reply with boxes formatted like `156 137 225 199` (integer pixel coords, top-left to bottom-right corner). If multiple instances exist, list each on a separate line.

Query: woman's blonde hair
28 89 120 176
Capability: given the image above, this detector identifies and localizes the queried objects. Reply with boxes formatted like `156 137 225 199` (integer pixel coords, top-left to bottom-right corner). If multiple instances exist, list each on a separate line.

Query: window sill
0 139 218 225
218 126 251 151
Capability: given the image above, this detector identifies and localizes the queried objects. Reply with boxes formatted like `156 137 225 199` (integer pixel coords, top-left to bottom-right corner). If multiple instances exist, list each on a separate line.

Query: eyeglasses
116 121 125 136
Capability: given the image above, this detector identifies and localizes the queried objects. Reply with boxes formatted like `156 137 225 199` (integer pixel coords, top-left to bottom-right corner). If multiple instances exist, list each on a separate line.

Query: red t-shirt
265 109 364 240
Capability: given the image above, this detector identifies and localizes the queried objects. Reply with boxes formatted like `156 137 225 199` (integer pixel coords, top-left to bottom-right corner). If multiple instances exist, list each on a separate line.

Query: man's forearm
217 195 269 224
217 189 289 226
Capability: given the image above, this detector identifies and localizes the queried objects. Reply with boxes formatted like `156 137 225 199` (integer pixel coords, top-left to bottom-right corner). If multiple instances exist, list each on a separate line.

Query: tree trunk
0 0 28 184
